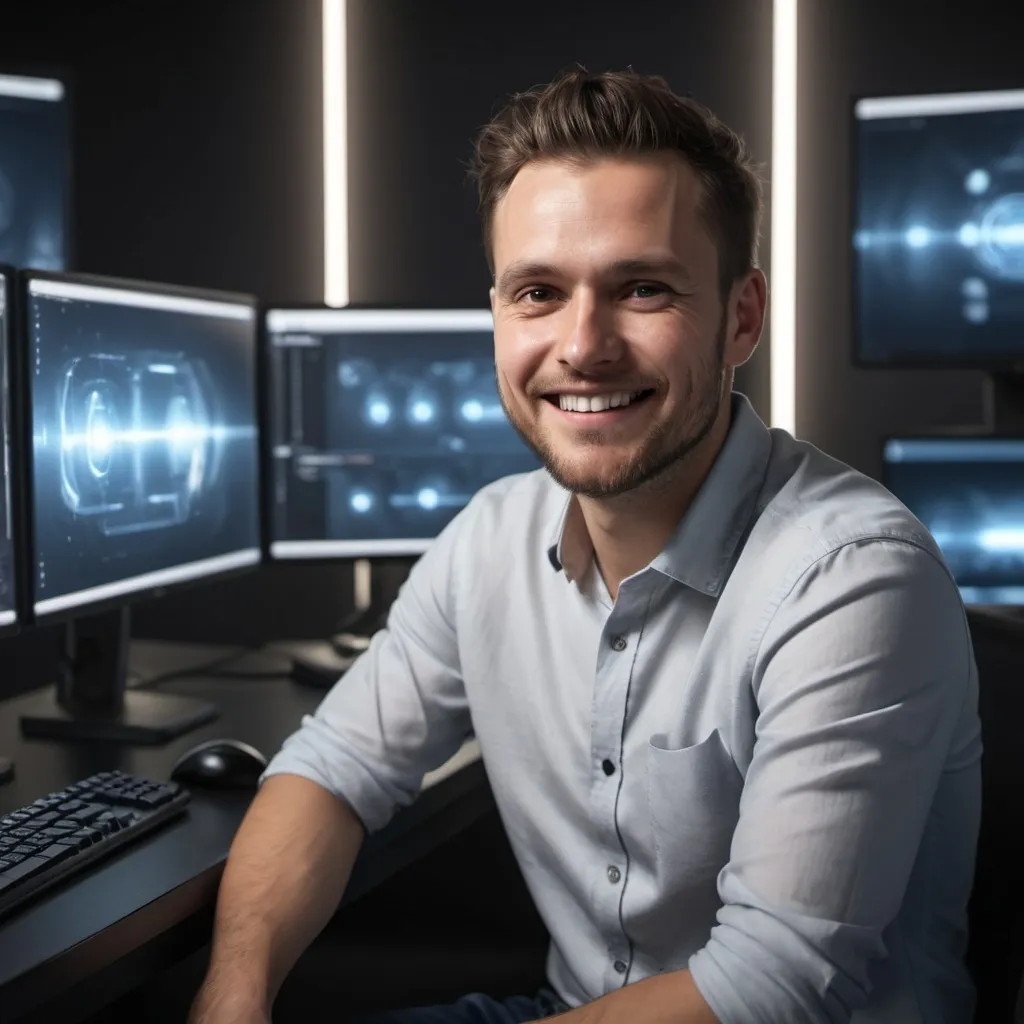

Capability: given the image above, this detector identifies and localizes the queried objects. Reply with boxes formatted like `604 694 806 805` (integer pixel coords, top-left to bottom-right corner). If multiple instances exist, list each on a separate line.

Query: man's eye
632 283 665 299
524 288 554 303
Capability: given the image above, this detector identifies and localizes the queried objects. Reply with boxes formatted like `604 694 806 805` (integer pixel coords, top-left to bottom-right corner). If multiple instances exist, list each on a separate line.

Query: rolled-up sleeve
260 512 472 834
688 538 981 1023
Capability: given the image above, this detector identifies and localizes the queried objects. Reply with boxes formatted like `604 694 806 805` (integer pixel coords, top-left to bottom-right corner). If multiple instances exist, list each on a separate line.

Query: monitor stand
0 757 13 785
287 558 394 690
18 607 219 744
983 372 1024 433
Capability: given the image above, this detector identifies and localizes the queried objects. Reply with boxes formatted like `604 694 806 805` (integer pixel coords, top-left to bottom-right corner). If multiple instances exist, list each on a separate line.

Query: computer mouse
170 738 268 790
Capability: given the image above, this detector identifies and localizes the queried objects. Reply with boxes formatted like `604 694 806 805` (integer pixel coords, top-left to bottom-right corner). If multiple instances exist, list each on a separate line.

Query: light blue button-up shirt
264 393 981 1023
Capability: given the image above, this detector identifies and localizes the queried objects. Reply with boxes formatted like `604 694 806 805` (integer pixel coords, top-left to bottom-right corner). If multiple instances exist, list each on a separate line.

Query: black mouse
170 738 268 790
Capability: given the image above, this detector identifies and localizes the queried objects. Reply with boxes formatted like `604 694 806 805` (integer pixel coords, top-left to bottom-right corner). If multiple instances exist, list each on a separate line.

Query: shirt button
613 959 627 974
610 635 627 651
607 865 621 884
602 758 615 776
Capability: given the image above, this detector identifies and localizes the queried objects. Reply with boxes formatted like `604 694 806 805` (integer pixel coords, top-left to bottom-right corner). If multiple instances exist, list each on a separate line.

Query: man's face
490 154 749 499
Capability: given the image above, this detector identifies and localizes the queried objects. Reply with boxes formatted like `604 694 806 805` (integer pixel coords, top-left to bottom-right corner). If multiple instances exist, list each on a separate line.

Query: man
190 69 981 1024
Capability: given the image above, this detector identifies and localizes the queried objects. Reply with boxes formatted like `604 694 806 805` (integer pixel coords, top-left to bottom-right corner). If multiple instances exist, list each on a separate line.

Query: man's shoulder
439 467 562 559
748 432 946 571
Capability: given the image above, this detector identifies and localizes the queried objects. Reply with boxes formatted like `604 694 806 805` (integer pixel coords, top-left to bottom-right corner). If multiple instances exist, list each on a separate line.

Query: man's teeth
558 390 644 413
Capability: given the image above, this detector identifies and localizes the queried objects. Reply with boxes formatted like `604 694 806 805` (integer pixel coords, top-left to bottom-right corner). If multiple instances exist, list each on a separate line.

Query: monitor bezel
880 429 1024 484
0 65 75 273
17 268 265 626
260 302 497 565
0 265 21 636
850 85 1024 373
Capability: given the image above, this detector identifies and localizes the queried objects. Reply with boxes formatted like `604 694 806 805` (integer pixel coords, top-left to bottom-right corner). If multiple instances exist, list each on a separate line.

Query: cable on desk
131 644 289 690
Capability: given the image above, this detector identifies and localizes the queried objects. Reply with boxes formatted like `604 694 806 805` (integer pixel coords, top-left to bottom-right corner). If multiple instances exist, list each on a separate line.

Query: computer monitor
0 72 70 271
0 266 19 784
0 267 18 636
14 272 262 743
883 436 1024 606
263 308 541 564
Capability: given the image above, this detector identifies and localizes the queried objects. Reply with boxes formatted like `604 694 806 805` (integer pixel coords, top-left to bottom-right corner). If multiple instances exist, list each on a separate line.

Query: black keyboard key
0 856 50 889
139 791 173 808
35 844 76 864
57 800 85 813
12 845 34 857
55 835 90 851
67 804 107 825
38 827 73 840
9 828 35 839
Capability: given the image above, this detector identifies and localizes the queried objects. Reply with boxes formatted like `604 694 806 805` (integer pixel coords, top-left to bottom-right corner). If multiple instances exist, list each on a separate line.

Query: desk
0 643 490 1024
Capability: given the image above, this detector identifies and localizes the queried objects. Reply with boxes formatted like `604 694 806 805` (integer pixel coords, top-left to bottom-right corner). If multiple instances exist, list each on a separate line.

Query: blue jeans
353 986 570 1023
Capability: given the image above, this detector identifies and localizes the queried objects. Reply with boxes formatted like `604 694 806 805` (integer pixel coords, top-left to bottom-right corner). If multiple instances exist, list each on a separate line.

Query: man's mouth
543 389 655 413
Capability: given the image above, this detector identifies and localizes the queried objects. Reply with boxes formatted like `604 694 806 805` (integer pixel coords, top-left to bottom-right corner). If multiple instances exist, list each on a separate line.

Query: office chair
965 607 1024 1023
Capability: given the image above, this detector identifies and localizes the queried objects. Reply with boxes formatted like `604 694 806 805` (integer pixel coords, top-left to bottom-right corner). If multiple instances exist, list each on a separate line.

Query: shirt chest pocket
646 728 744 894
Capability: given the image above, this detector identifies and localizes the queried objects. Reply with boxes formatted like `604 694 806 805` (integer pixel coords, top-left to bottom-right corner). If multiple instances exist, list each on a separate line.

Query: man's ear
724 268 767 369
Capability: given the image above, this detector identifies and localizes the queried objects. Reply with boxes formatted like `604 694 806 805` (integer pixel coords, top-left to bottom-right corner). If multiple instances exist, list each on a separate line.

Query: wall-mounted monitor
854 88 1024 368
264 307 541 559
0 73 70 271
883 436 1024 605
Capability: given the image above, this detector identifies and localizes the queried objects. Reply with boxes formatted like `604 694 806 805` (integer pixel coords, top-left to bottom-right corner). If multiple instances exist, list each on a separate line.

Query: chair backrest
965 607 1024 1023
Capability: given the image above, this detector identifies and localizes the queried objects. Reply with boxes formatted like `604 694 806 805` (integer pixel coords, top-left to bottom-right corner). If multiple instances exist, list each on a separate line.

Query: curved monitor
22 273 261 621
264 307 541 558
883 436 1024 605
854 88 1024 368
0 73 69 271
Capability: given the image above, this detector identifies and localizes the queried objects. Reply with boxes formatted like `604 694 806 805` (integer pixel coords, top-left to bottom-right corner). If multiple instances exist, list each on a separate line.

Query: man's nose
552 295 626 373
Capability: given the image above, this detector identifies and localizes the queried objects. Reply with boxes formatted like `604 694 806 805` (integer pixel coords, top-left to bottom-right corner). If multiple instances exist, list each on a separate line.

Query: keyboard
0 770 190 921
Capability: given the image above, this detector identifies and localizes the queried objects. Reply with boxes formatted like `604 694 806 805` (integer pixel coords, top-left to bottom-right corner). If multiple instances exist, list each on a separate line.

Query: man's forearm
543 970 720 1024
193 773 365 1016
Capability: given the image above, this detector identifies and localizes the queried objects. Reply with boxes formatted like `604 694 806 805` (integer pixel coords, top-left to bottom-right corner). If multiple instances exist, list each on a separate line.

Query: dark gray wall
797 0 1024 477
3 0 324 301
346 0 774 418
0 0 352 695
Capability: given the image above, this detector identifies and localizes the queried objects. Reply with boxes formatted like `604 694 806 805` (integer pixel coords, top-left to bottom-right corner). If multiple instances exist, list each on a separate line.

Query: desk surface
0 643 488 1024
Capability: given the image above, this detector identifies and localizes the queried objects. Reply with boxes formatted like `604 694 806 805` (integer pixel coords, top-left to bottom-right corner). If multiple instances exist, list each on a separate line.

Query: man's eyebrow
607 256 693 282
494 256 693 298
495 261 557 298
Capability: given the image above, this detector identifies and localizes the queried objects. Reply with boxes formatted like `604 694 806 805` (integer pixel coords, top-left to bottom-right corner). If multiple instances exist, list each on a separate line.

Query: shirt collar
545 393 773 595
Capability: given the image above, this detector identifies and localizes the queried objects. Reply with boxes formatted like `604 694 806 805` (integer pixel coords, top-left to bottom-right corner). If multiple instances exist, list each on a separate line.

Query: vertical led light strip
771 0 798 433
323 0 349 307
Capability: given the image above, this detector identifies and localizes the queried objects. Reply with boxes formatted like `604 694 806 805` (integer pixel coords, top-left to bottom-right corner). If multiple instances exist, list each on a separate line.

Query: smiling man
190 70 982 1024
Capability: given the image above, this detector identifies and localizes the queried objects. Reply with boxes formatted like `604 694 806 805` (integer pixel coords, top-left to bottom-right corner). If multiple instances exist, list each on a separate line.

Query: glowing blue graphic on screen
854 90 1024 363
57 351 233 535
883 437 1024 604
265 309 541 557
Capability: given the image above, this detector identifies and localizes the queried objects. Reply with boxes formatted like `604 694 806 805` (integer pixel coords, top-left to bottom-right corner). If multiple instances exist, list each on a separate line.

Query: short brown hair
469 67 763 297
